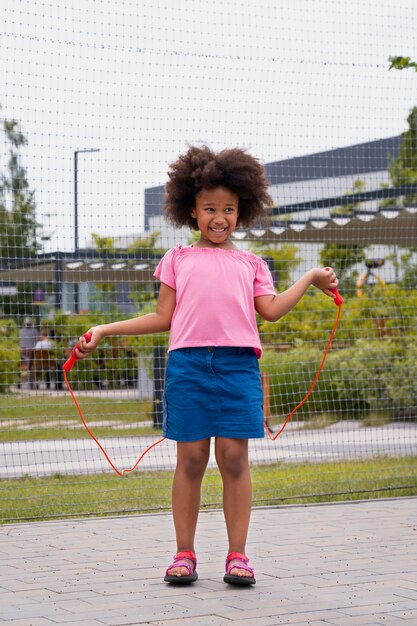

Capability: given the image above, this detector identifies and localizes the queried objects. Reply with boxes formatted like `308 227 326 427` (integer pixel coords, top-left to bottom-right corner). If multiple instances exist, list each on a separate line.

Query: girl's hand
310 267 339 299
74 326 106 359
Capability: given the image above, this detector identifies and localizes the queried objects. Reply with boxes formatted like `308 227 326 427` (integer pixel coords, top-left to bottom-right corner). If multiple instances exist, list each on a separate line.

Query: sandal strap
226 552 254 576
176 550 196 565
225 552 254 576
166 550 197 576
226 551 249 564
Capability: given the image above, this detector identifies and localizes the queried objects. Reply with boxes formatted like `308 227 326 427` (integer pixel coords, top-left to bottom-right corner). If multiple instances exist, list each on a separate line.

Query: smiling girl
75 145 339 586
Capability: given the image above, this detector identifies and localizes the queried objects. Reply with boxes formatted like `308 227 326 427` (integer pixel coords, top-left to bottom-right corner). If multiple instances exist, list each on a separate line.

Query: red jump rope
265 282 343 441
63 339 166 476
63 276 343 476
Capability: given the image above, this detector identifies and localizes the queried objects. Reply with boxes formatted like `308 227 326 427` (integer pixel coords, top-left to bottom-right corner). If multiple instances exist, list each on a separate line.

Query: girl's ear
190 207 197 218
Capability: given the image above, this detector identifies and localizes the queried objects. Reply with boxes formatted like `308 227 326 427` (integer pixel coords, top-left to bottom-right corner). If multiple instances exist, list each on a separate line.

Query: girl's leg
167 438 211 576
215 437 253 577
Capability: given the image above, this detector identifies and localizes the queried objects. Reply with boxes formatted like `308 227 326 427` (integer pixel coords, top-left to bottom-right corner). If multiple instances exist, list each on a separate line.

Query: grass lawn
0 395 159 440
1 456 416 523
2 395 416 523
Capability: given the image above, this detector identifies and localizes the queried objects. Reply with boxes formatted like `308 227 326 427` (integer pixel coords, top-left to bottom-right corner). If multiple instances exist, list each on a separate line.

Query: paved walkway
1 498 416 626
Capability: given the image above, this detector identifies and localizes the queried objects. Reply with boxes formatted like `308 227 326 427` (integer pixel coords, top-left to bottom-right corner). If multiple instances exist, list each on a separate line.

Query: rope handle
63 332 93 372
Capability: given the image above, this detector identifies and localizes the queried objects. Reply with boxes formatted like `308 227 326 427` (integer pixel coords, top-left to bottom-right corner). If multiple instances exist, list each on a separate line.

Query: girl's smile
191 186 239 248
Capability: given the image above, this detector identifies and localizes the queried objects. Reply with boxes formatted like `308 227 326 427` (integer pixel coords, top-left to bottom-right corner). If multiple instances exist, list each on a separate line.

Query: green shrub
259 286 417 348
261 338 417 421
0 320 19 392
47 310 168 390
383 342 417 416
260 346 345 418
331 339 402 415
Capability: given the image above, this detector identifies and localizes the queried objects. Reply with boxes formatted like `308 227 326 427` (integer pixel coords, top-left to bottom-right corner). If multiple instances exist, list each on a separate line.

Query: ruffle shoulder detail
173 244 268 268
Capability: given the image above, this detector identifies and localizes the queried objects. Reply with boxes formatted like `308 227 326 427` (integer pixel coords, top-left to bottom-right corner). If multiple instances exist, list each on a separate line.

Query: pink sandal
224 552 256 585
164 550 198 584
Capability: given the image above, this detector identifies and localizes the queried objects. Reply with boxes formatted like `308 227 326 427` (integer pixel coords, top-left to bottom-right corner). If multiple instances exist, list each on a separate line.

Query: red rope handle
63 371 166 477
264 301 343 441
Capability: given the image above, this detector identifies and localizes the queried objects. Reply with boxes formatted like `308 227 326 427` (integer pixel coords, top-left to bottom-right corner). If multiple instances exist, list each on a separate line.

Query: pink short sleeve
254 259 276 297
154 247 177 290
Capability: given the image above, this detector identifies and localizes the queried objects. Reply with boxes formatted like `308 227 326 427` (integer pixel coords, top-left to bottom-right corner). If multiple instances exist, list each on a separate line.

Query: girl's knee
177 441 210 478
216 442 249 479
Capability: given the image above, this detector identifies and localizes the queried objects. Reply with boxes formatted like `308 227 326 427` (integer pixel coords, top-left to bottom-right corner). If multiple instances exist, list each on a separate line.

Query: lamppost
73 148 100 312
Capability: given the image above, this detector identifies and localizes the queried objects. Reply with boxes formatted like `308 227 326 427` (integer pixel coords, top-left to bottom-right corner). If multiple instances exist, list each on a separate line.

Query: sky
1 0 417 251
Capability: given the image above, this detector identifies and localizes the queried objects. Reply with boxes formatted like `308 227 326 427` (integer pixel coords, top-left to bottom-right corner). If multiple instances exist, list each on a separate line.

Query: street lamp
73 148 100 312
74 148 100 253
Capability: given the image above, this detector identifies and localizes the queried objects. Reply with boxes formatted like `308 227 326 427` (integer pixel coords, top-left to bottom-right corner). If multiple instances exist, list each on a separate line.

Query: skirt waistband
170 346 254 355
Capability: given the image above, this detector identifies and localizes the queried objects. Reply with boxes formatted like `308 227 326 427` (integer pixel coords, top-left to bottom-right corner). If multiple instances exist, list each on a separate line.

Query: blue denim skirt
163 346 265 442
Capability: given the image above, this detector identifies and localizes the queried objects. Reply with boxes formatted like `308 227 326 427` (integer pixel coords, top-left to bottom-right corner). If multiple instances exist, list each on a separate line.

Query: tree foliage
386 58 417 286
250 242 302 291
0 114 40 259
387 106 417 204
0 109 43 318
389 56 417 72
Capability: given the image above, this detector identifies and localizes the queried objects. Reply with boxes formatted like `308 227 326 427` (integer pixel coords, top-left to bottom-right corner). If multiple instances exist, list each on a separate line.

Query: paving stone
150 616 232 626
0 498 416 625
0 617 57 626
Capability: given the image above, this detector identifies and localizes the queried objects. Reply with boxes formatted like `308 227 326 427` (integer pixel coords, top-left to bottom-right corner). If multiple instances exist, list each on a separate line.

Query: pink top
154 245 276 358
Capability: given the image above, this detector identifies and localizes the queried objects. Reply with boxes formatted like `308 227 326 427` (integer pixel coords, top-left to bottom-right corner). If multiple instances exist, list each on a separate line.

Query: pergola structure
1 185 416 312
231 185 417 245
0 250 161 311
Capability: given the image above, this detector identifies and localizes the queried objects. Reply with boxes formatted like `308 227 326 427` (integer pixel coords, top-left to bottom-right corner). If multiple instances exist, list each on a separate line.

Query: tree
0 110 43 317
384 105 417 287
331 179 366 216
386 106 417 205
127 230 164 256
389 56 417 72
319 243 366 284
250 242 302 291
386 58 417 286
0 116 40 259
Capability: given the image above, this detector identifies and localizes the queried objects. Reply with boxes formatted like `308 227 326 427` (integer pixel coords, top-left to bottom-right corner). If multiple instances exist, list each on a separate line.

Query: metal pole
73 148 100 313
74 151 79 254
153 344 165 429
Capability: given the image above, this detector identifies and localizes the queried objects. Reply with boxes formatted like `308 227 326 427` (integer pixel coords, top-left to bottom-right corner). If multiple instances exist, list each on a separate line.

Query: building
2 135 416 316
143 136 417 282
144 135 404 242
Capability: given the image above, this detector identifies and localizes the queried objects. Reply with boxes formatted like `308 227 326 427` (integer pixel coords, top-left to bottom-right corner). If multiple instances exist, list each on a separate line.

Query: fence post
153 344 165 429
262 372 271 422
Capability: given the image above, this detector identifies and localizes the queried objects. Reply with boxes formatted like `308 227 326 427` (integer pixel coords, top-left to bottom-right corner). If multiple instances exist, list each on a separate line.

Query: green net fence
1 0 416 522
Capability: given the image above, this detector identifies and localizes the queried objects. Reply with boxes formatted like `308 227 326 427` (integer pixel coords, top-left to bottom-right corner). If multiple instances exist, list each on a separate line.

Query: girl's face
191 186 239 247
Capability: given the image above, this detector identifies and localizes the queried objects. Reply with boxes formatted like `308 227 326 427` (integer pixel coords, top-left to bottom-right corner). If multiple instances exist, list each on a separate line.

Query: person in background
19 317 38 389
33 327 64 390
34 327 54 350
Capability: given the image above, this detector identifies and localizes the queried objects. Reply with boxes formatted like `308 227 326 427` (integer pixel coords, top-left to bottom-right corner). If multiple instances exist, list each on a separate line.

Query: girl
75 146 339 586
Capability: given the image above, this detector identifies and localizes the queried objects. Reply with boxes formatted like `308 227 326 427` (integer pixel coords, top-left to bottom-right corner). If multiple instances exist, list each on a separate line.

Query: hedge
259 285 417 348
260 339 417 420
2 286 417 421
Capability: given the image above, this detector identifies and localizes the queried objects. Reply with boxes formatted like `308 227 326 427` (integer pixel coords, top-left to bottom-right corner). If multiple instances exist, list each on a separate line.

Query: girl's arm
254 267 338 323
75 282 176 358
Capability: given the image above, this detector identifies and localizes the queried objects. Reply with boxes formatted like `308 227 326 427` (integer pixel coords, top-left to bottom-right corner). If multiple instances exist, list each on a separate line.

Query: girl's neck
192 236 238 250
